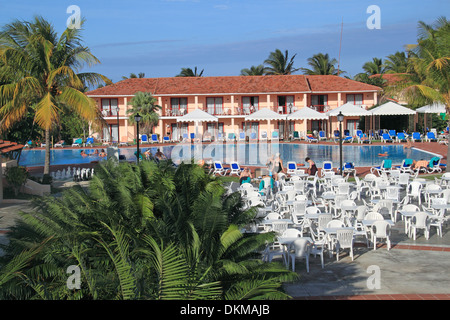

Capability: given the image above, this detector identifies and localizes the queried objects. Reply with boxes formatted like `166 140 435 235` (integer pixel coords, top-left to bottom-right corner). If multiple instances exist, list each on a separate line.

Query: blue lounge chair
217 132 224 142
287 161 302 175
322 161 333 175
306 135 318 143
396 132 407 143
371 159 392 175
272 131 279 140
381 133 393 143
72 138 83 147
163 136 170 143
293 131 300 140
213 161 229 176
343 134 353 143
85 137 94 146
412 132 422 142
151 134 158 143
190 133 195 140
318 131 326 141
182 133 189 141
250 132 257 141
239 132 246 141
141 134 148 143
229 162 244 176
388 130 396 139
426 132 437 142
397 158 414 173
428 157 443 173
342 162 356 176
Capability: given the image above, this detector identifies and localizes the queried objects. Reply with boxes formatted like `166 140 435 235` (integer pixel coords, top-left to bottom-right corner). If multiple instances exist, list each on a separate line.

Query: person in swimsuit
271 153 284 180
305 157 318 176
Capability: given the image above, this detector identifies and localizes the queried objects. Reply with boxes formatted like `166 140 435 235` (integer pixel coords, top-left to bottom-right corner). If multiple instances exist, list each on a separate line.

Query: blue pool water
19 143 438 168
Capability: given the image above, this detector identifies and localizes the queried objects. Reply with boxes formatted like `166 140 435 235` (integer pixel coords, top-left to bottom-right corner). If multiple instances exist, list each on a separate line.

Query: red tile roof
86 75 381 97
0 141 24 154
369 73 410 84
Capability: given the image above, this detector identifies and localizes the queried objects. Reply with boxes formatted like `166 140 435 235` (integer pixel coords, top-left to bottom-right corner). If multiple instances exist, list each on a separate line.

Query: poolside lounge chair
250 132 257 141
182 133 189 141
85 137 94 146
229 161 244 176
217 132 224 142
72 138 83 147
190 133 195 141
428 157 443 173
163 136 171 143
342 162 356 176
357 133 371 144
213 161 229 176
293 131 300 140
411 132 422 142
396 132 408 143
151 134 159 143
272 131 279 140
24 140 33 148
322 161 334 176
54 140 65 148
306 135 318 143
260 131 268 141
388 130 396 139
286 161 303 175
141 134 149 144
333 130 340 143
371 159 392 175
239 132 246 141
227 132 236 141
425 132 437 142
318 131 326 141
343 135 353 143
397 158 414 174
381 133 393 143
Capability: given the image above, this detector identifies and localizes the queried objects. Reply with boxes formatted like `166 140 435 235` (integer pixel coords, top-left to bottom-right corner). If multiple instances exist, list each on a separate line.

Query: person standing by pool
305 157 318 176
270 153 284 180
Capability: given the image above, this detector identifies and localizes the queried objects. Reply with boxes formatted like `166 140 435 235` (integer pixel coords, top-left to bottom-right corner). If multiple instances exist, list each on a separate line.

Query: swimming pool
18 143 438 168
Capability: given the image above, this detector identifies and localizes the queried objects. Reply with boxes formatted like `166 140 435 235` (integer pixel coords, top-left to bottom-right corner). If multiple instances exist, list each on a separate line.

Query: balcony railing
101 110 119 117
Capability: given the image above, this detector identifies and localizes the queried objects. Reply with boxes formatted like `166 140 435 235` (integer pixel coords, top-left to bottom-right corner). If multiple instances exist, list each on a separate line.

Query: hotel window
242 96 259 114
206 97 223 115
102 98 118 117
171 97 187 115
311 95 328 112
346 94 363 105
277 96 294 114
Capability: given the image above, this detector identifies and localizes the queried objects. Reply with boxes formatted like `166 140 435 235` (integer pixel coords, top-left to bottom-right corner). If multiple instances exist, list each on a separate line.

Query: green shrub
4 166 29 197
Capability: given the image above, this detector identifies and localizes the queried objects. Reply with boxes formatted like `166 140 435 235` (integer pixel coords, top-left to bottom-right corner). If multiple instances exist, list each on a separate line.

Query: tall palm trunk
44 128 51 175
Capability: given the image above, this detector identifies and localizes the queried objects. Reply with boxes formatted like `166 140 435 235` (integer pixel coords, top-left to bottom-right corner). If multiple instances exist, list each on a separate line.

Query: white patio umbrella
177 108 218 139
370 101 416 133
416 102 446 131
326 102 371 137
245 108 287 138
288 106 328 138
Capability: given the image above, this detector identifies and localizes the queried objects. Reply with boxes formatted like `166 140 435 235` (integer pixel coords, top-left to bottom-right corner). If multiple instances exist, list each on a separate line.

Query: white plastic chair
334 228 354 261
288 238 311 272
409 212 430 240
372 220 392 250
405 181 423 205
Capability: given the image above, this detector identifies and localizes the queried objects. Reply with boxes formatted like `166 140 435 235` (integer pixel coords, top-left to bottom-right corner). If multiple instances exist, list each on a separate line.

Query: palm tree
0 17 110 175
387 17 450 169
300 53 341 75
384 51 409 74
264 49 300 75
121 72 146 80
176 66 204 77
361 57 385 75
0 160 296 299
127 91 162 136
240 65 266 76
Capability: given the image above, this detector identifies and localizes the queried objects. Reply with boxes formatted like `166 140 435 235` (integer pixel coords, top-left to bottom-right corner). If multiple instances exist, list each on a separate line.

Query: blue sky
0 0 448 83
